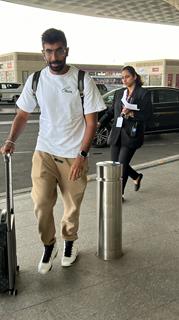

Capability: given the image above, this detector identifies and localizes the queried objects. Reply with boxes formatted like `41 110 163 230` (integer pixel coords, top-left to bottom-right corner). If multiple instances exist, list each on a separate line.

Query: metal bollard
96 161 123 260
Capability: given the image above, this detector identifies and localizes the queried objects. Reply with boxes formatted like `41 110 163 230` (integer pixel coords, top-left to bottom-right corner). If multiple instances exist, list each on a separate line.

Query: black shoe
134 173 143 191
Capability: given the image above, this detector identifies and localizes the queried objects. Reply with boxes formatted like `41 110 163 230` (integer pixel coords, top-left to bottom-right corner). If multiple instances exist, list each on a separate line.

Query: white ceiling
3 0 179 25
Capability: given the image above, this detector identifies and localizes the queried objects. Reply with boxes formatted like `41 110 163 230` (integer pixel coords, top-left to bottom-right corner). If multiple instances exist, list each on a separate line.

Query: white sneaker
61 241 78 267
38 242 58 275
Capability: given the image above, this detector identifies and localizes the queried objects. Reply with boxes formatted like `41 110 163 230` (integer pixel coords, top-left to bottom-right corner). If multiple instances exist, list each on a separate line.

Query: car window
158 90 179 103
104 92 115 104
7 83 21 89
0 84 8 89
0 83 21 89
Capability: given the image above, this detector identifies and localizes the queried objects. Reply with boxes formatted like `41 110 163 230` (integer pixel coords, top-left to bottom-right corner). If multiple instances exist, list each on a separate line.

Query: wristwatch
78 150 88 158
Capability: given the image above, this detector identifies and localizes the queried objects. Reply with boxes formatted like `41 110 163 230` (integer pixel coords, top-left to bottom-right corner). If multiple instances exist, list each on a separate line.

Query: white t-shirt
16 66 106 157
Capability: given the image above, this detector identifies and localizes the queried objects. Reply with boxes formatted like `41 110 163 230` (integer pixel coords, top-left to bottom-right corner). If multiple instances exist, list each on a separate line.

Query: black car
92 86 179 147
96 83 108 95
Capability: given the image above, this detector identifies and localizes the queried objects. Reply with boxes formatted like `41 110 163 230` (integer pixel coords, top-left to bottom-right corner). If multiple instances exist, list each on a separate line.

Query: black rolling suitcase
0 154 19 295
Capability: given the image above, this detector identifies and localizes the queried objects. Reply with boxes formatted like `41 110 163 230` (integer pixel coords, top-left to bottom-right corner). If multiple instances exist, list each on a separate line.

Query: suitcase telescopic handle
3 153 14 230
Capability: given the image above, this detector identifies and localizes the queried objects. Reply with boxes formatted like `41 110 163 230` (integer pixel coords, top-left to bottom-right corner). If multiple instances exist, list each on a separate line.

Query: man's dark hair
41 28 67 47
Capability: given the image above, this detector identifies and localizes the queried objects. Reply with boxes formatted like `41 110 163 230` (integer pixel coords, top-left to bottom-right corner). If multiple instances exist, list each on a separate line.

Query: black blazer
100 86 152 149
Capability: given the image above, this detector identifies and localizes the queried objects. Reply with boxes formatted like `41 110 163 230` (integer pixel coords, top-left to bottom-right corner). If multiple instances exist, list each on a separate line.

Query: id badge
116 116 123 128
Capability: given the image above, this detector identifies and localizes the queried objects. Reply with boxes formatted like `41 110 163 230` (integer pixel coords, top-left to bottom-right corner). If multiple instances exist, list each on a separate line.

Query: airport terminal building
1 52 179 89
126 59 179 88
0 52 45 83
0 52 122 84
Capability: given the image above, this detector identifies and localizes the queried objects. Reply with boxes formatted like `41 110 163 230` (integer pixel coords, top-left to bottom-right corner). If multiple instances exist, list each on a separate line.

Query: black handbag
125 121 138 138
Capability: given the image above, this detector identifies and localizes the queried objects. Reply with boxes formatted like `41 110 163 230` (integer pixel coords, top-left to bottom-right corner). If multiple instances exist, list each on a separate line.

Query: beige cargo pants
31 151 88 245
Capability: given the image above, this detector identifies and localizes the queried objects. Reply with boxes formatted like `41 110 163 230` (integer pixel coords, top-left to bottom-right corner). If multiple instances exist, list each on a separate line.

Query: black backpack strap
32 69 85 112
32 70 41 101
78 70 85 110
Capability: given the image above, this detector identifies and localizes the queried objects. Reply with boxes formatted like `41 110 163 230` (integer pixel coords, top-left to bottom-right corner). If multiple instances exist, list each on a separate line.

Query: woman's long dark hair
122 65 143 87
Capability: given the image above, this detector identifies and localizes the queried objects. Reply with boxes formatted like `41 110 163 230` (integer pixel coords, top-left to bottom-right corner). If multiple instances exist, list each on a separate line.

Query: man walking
1 28 106 274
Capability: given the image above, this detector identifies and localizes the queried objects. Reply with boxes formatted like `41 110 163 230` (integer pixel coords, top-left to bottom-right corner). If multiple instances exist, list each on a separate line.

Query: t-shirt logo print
62 87 72 93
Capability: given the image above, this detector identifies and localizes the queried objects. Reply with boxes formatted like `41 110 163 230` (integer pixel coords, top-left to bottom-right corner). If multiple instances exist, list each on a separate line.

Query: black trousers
111 144 139 194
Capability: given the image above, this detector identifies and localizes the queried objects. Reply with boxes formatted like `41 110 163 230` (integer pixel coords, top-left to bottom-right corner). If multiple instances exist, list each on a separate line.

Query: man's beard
49 60 66 72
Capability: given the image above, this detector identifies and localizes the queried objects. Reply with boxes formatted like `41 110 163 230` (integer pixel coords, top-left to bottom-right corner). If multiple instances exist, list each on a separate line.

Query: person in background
98 66 152 200
1 28 106 274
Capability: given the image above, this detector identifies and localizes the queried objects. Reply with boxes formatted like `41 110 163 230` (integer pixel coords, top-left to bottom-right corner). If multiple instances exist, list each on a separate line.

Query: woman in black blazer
98 66 152 199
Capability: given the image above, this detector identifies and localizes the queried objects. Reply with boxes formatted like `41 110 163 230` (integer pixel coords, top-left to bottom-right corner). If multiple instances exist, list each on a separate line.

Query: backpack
31 69 85 109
